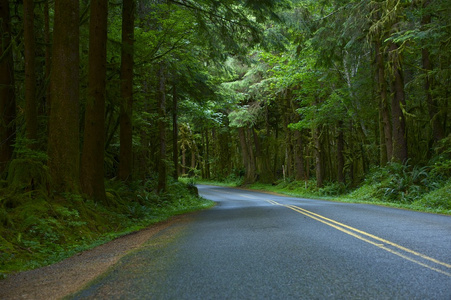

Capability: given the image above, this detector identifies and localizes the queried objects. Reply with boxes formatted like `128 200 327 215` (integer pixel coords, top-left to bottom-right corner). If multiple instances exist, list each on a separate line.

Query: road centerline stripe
266 199 451 277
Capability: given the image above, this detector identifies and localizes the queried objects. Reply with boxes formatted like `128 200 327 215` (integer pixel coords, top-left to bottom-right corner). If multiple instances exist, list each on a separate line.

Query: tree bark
24 0 38 146
44 0 51 113
172 77 178 180
337 121 345 184
313 125 323 188
118 0 135 181
157 62 167 194
0 0 15 174
204 129 211 179
389 42 408 163
238 127 254 184
47 0 80 193
375 39 392 164
81 0 108 202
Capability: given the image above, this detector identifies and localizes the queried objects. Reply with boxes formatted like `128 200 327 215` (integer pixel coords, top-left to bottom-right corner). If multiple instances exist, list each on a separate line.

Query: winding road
70 185 451 299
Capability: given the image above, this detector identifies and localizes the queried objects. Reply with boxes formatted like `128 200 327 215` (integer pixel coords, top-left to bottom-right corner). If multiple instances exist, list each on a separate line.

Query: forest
1 0 450 275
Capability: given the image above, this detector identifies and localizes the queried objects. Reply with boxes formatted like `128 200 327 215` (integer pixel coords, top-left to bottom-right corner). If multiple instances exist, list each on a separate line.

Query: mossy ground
0 176 214 279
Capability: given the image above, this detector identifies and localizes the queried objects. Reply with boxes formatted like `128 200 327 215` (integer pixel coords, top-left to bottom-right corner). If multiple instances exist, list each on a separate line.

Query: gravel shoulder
0 215 187 300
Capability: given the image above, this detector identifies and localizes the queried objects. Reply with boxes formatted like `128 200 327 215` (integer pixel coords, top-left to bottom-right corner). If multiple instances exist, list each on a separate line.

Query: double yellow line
267 200 451 277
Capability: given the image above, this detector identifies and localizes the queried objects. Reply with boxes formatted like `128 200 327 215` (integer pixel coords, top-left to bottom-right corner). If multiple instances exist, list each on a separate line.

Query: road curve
70 185 451 299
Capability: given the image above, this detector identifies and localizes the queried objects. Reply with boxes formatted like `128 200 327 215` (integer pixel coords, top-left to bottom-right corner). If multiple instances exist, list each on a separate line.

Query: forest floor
0 215 187 300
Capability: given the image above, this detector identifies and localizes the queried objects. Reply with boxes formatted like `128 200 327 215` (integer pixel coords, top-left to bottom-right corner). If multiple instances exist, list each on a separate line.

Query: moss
7 159 51 195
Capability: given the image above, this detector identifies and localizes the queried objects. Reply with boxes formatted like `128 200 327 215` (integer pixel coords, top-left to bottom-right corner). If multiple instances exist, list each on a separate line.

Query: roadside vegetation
0 174 213 278
195 155 451 215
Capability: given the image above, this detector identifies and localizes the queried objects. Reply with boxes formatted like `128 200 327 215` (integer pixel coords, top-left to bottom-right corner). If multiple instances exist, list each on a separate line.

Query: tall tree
172 75 179 180
0 0 15 174
375 39 392 165
389 41 408 163
157 62 167 193
47 0 80 192
24 0 38 146
118 0 135 181
81 0 108 202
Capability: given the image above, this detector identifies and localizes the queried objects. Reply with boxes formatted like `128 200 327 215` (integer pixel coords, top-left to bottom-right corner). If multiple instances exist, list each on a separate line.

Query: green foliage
318 182 347 196
0 178 213 277
6 159 51 194
363 162 429 204
414 181 451 211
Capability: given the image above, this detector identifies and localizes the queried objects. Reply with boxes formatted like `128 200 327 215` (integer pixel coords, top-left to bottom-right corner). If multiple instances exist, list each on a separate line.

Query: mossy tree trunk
375 39 392 165
337 120 345 184
44 0 51 113
0 0 15 174
157 62 167 194
47 0 80 193
389 42 408 163
118 0 135 181
313 125 323 188
24 0 38 147
81 0 108 203
172 76 179 180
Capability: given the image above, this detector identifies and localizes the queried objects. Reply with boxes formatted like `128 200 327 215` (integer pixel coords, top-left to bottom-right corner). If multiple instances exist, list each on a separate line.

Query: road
70 185 451 299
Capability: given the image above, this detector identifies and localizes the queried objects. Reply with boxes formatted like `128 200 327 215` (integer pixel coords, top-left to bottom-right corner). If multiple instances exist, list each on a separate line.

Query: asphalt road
70 185 451 299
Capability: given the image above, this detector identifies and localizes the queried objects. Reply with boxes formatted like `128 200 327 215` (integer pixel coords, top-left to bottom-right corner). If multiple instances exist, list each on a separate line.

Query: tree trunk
375 39 392 164
172 77 178 180
337 121 345 184
313 126 323 188
205 129 211 179
118 0 135 181
157 62 167 194
389 42 408 163
0 0 15 174
81 0 108 202
246 128 256 183
238 127 253 184
47 0 80 193
24 0 38 146
44 0 51 113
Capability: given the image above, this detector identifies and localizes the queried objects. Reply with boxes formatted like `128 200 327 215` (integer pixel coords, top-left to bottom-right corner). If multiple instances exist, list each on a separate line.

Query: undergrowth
0 169 214 279
198 158 450 214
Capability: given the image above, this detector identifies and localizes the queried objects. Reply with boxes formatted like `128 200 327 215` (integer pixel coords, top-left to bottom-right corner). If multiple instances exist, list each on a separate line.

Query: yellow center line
267 200 451 277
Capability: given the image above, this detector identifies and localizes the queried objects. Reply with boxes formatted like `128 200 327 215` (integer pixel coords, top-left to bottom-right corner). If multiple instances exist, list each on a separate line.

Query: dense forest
1 0 450 274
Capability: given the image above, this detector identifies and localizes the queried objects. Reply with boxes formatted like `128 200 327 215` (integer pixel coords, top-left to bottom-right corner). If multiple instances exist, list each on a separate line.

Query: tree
24 0 38 146
118 0 135 181
0 0 16 174
47 0 80 192
81 0 108 202
157 62 167 193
